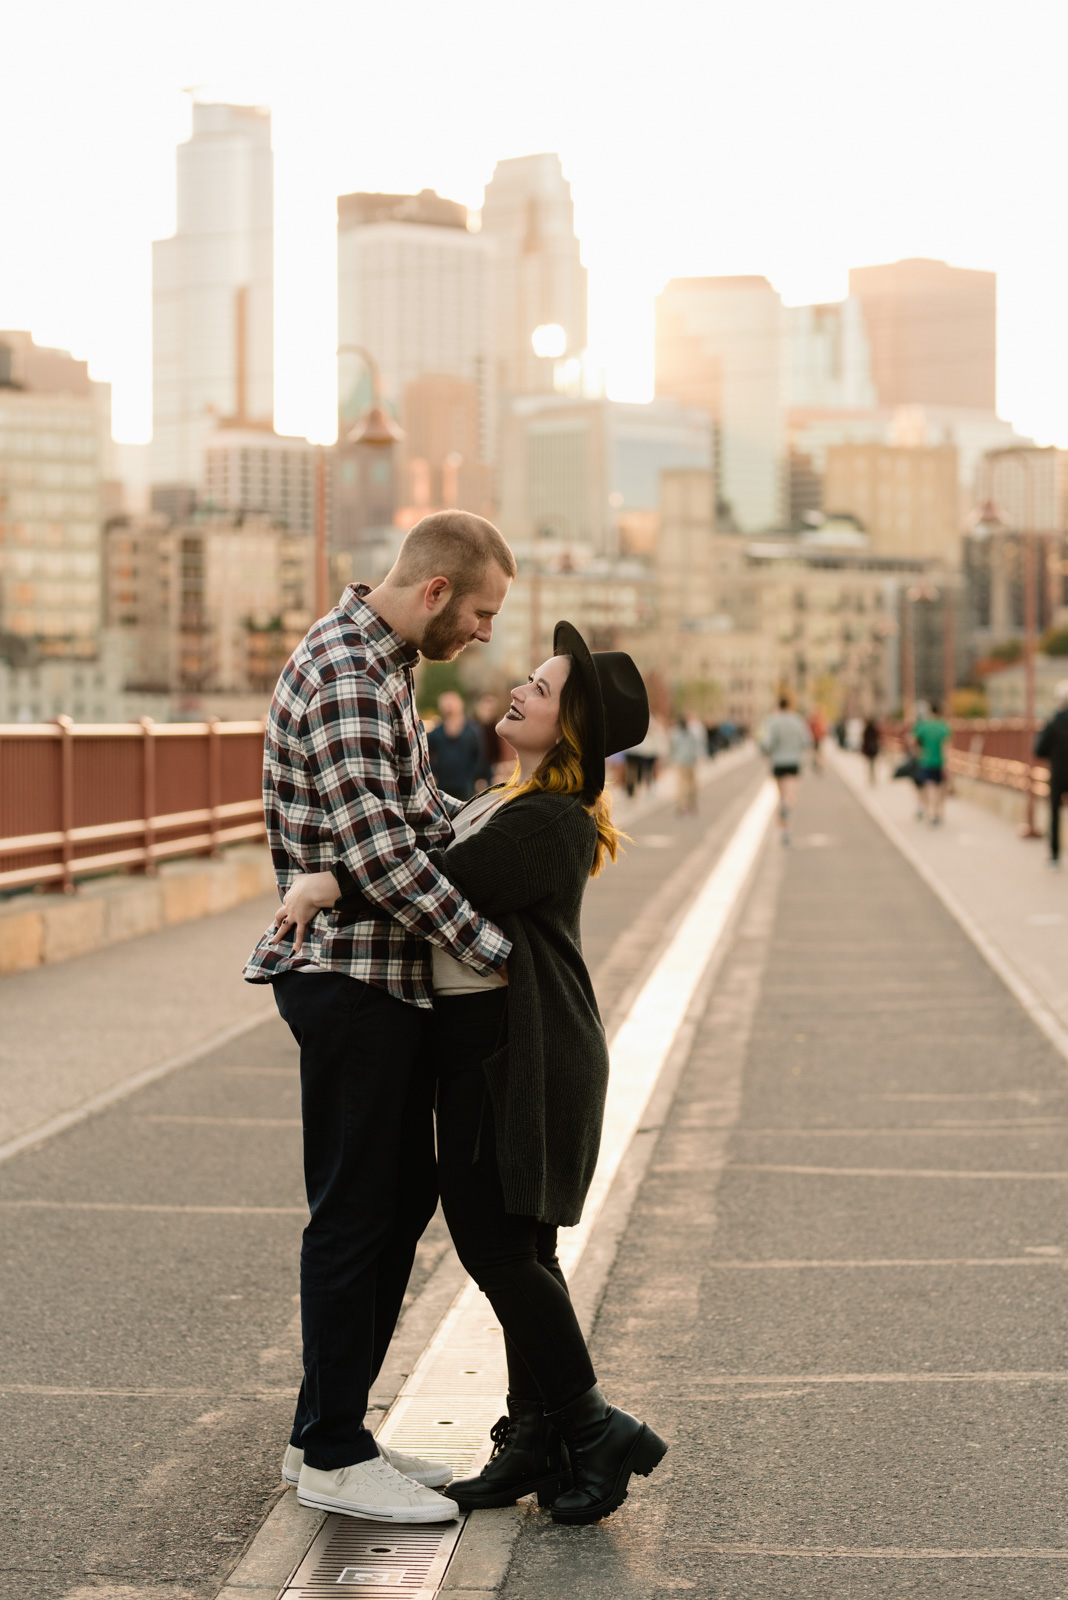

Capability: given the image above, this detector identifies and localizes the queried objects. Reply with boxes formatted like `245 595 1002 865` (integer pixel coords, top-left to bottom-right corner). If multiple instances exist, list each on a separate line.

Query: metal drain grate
283 1515 465 1598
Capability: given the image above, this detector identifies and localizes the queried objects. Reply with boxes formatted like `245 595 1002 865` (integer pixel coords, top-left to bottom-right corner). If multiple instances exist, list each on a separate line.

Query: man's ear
424 575 451 610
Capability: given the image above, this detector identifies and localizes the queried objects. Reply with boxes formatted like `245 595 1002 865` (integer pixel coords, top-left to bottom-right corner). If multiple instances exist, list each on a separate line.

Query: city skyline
4 0 1067 449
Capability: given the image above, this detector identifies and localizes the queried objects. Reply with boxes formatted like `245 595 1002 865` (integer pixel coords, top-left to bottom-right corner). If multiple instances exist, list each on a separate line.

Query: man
475 690 510 786
426 690 491 801
760 695 813 845
245 511 516 1523
912 698 952 826
1035 679 1068 867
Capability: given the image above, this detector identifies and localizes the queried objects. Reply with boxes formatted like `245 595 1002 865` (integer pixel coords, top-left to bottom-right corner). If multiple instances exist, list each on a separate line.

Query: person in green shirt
911 699 952 825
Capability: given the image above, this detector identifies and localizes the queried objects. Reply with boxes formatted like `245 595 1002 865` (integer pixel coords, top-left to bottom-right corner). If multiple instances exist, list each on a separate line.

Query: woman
276 622 668 1526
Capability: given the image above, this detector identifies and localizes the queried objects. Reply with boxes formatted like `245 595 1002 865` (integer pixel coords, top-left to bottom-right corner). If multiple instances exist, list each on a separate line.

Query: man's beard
420 595 472 661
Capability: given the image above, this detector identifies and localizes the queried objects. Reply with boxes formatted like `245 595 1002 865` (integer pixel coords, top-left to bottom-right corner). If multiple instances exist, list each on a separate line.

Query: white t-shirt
431 789 509 997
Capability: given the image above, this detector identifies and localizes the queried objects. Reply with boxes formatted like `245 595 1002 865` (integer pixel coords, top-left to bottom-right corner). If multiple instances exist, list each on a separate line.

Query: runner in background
760 696 813 846
911 699 952 826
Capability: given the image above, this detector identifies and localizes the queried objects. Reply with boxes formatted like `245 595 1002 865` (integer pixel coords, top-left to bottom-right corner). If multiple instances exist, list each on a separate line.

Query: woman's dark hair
501 655 622 877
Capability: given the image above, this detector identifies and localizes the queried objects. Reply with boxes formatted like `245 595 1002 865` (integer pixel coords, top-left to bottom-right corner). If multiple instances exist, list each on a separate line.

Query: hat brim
553 619 607 796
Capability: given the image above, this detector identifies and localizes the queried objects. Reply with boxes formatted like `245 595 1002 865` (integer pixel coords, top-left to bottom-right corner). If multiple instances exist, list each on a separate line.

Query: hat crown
592 651 649 756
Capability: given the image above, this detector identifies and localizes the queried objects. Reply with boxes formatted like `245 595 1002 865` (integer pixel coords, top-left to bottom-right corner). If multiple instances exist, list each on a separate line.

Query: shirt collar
342 584 420 672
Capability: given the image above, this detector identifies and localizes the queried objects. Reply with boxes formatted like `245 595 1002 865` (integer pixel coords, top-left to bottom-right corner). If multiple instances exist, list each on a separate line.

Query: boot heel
631 1425 668 1478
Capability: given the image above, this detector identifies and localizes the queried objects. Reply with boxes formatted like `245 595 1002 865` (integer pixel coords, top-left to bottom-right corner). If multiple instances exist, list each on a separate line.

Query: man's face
420 565 512 662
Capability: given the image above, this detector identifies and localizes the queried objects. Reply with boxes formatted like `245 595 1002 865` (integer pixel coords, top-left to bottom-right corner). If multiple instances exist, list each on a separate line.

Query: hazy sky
4 0 1067 448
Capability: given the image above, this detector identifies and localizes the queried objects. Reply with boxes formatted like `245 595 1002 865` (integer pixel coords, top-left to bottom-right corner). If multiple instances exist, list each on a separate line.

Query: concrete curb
0 844 275 976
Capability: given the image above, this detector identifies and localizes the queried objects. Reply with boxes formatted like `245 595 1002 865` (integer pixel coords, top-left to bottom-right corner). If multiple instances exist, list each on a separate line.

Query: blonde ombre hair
500 655 623 877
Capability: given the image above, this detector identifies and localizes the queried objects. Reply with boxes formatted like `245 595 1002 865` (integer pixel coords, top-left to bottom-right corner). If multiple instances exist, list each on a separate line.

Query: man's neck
363 582 420 648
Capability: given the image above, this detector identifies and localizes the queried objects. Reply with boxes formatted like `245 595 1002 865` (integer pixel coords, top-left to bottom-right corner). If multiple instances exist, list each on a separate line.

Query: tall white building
783 299 877 410
337 189 495 458
0 333 104 657
499 395 711 558
480 154 587 397
656 277 783 534
202 427 317 535
152 103 274 493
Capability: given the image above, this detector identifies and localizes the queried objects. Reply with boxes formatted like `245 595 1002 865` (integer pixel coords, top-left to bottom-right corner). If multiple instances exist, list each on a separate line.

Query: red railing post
56 715 75 895
207 716 222 857
140 717 157 876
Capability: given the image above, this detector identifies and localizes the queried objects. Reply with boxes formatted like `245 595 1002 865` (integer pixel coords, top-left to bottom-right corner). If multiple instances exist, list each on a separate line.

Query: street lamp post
903 582 940 721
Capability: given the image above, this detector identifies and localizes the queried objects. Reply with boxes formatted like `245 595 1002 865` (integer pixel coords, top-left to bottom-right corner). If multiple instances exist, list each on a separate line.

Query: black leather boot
546 1383 668 1525
450 1398 570 1510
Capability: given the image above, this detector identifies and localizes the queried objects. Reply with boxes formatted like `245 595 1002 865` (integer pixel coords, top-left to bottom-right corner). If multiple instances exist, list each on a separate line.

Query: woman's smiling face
498 655 571 761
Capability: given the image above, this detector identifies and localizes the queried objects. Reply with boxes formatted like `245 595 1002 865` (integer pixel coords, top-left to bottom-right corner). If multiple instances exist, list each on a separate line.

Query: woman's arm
433 799 586 918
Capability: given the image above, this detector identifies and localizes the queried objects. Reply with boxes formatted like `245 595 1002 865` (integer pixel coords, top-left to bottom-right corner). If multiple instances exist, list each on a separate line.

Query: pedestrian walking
760 696 813 845
245 511 516 1525
861 716 881 785
669 715 700 814
911 699 952 825
622 726 659 797
278 622 669 1527
1034 679 1068 867
807 707 828 774
427 690 492 800
475 691 510 787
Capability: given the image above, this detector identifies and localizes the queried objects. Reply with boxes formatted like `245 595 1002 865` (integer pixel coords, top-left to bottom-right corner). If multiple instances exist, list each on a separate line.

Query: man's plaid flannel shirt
243 584 511 1007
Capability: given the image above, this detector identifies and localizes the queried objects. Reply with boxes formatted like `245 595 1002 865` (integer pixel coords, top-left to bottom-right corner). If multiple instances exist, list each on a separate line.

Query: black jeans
433 990 596 1412
273 971 437 1469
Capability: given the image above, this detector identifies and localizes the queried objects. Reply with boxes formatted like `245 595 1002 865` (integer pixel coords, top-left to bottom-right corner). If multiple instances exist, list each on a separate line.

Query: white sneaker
296 1456 459 1523
282 1442 452 1489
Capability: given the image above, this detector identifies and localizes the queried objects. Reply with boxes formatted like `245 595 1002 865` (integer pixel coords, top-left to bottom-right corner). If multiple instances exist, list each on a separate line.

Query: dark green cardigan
430 790 609 1229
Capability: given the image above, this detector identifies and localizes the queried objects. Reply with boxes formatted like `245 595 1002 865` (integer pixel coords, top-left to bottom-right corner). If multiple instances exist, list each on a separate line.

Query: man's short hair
391 511 516 597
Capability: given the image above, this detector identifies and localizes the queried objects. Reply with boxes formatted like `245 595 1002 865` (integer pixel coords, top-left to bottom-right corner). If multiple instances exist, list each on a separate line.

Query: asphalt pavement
500 767 1068 1600
0 752 762 1600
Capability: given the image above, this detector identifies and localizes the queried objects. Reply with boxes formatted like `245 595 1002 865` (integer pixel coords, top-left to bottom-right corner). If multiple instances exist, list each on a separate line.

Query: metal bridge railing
0 719 267 893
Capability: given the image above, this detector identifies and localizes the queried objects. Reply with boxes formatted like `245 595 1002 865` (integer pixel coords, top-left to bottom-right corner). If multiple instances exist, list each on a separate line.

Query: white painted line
560 777 778 1272
0 1004 277 1168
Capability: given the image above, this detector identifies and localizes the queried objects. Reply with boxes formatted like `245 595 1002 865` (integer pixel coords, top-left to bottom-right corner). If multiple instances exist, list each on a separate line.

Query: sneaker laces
362 1455 434 1500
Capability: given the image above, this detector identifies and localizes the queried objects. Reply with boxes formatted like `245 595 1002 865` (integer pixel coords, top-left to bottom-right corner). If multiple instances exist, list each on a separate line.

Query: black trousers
433 990 596 1412
273 971 437 1469
1051 775 1066 861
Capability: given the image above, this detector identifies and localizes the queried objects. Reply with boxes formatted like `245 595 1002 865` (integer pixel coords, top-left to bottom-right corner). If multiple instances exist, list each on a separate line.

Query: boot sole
452 1474 569 1511
296 1489 458 1523
550 1425 668 1526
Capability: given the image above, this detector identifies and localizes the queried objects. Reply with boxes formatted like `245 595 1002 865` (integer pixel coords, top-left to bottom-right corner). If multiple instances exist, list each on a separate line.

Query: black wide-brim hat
553 620 650 797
